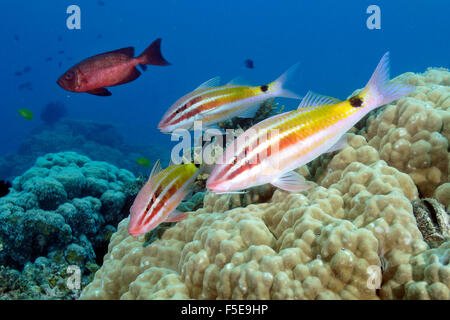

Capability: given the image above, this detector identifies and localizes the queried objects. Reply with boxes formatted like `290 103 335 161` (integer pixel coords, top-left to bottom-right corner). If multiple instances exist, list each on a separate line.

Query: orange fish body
57 38 170 96
128 160 199 237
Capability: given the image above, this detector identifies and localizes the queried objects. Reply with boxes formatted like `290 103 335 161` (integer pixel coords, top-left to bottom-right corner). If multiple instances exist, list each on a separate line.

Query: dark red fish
57 38 170 96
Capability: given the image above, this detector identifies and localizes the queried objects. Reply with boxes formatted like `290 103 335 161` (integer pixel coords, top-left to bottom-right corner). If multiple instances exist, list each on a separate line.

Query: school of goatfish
51 40 414 236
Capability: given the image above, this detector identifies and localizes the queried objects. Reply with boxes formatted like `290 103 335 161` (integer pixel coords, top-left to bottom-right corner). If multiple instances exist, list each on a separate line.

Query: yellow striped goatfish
206 52 414 193
157 64 301 133
128 160 199 236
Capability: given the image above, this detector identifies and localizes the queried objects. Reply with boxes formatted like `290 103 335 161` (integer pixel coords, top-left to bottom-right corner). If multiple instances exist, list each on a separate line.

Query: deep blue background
1 0 448 156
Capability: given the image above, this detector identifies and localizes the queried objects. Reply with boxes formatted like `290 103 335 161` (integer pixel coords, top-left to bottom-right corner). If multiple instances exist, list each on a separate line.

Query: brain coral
364 68 449 197
81 135 448 300
0 151 137 273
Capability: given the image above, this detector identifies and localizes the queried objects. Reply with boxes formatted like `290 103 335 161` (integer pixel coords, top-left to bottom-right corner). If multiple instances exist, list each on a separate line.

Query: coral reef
381 240 449 300
0 119 170 181
40 101 68 126
80 134 449 300
0 152 138 299
364 68 449 197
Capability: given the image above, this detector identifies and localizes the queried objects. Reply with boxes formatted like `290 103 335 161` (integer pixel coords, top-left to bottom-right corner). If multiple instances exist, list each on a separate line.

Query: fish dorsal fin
227 76 250 86
271 171 312 192
110 47 135 57
297 91 340 109
195 76 221 90
149 159 162 181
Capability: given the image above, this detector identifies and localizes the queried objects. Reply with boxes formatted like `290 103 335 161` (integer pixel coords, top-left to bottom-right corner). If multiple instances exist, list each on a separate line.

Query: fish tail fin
138 38 171 66
359 52 414 110
270 62 302 99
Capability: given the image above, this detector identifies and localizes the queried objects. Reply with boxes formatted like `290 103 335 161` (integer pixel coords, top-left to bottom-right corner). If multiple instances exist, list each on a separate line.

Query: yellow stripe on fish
207 52 415 193
158 64 301 133
128 160 199 236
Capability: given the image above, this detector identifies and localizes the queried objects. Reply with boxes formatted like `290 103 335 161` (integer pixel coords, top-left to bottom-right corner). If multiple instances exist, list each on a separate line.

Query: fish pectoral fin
115 68 141 86
195 76 221 90
271 171 312 192
327 134 349 153
87 87 112 96
164 209 189 222
236 101 263 118
297 91 341 109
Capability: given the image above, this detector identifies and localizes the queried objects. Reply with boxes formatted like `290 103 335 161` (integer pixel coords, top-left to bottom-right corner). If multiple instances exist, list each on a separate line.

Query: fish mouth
56 78 63 88
128 225 144 237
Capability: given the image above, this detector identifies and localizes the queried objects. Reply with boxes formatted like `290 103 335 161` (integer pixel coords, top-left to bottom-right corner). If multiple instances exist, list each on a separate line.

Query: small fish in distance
56 38 170 96
244 59 254 69
18 108 33 120
136 157 151 167
18 82 32 90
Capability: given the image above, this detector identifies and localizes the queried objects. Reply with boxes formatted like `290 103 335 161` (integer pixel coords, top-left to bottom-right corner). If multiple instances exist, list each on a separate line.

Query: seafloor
0 67 449 300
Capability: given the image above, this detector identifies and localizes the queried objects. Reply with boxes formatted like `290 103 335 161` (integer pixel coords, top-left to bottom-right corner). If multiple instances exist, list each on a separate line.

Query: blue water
1 0 448 158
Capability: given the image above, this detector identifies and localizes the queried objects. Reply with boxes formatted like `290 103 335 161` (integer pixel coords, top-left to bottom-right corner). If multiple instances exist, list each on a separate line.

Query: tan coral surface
81 69 450 300
81 135 447 300
365 68 450 197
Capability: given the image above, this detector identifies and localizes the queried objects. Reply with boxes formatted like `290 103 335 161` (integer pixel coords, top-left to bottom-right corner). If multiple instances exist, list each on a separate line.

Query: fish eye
65 72 74 80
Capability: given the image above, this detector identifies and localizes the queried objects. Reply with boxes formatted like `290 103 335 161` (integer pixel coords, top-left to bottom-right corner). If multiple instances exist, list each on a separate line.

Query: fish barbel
206 52 414 193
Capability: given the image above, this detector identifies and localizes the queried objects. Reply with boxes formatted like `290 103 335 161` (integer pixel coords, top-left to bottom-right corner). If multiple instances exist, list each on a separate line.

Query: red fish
57 38 170 96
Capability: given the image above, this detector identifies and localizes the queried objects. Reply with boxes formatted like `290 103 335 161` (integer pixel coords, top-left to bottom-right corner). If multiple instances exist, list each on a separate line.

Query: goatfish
207 52 414 193
57 38 170 96
128 160 200 236
158 63 301 133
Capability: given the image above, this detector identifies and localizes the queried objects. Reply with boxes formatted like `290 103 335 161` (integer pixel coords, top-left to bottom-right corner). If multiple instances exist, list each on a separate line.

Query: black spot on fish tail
260 85 268 92
349 96 363 107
